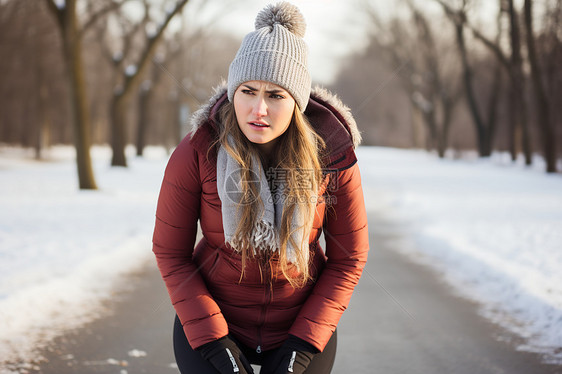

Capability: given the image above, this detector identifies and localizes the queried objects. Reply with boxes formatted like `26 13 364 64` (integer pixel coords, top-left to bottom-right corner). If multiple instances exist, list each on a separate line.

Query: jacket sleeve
152 136 228 349
289 155 369 352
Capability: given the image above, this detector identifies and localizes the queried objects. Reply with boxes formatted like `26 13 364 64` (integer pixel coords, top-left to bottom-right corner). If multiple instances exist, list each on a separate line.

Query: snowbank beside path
0 146 168 367
358 147 562 363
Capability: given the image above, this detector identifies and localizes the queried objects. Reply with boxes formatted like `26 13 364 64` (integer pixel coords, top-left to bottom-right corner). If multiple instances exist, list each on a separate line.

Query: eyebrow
242 84 286 94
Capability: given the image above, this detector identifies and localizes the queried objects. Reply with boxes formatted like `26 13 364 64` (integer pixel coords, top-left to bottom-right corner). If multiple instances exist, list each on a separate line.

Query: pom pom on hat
227 2 311 111
255 1 306 38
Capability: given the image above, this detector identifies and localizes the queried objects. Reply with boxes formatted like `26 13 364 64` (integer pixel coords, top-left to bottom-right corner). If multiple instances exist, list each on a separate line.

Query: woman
152 2 369 373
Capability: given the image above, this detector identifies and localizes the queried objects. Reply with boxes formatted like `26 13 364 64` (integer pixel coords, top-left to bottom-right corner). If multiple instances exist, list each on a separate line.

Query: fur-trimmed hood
189 82 361 161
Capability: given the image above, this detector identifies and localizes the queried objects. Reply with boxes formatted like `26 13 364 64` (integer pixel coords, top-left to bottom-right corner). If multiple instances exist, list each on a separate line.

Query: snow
141 79 152 91
0 145 168 367
145 24 158 39
125 64 137 77
357 147 562 363
112 51 123 63
127 349 147 358
53 0 65 10
0 144 561 367
165 3 175 16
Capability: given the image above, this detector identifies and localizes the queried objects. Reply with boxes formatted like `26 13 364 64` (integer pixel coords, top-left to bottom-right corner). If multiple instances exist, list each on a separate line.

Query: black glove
197 336 255 374
262 335 318 374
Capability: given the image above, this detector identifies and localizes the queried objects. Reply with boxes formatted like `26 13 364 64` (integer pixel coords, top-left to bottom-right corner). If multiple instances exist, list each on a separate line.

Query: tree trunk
410 106 426 149
164 93 180 150
44 0 97 189
454 20 488 157
110 92 128 167
172 94 182 146
483 61 502 157
61 7 97 189
136 86 150 157
426 110 440 156
35 35 51 160
508 0 532 165
441 95 454 158
437 133 446 158
36 79 51 160
524 0 557 172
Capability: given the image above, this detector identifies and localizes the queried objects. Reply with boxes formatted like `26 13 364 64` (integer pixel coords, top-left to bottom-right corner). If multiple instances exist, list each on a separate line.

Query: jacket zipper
256 254 272 353
256 288 271 353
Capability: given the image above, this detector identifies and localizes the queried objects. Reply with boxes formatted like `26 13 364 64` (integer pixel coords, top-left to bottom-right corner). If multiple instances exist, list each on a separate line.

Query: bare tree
366 2 461 156
1 1 71 155
507 0 532 165
524 0 557 172
540 0 562 165
43 0 130 189
42 0 190 186
106 0 190 167
136 74 157 156
139 2 241 153
434 0 503 157
134 31 185 156
33 22 53 160
124 0 241 157
454 0 533 164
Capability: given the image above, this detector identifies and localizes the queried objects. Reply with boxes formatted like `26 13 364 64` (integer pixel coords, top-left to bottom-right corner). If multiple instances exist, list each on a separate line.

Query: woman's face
233 80 296 154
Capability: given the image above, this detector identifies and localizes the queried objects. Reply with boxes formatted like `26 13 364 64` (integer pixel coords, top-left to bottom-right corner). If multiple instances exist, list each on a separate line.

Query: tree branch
79 0 135 37
470 26 510 69
121 3 148 63
121 0 190 95
432 0 510 69
93 15 115 64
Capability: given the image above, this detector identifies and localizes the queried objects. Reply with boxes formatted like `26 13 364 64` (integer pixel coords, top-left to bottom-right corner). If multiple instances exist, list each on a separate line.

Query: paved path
35 212 562 374
334 214 561 374
37 259 179 374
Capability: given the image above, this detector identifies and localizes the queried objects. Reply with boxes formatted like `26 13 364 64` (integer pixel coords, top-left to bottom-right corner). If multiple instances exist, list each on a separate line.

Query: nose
252 96 268 117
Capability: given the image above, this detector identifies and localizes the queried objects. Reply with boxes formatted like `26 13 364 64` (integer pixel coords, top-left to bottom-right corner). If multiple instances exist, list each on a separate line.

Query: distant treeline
331 0 561 172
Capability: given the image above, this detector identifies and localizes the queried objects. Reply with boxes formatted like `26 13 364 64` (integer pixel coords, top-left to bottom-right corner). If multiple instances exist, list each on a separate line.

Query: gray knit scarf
216 143 309 266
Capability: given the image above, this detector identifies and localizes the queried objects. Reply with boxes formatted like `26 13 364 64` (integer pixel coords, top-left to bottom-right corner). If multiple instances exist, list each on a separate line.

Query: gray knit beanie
227 2 311 111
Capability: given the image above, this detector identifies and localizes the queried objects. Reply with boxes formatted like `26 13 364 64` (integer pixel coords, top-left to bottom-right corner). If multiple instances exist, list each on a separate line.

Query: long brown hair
215 100 325 287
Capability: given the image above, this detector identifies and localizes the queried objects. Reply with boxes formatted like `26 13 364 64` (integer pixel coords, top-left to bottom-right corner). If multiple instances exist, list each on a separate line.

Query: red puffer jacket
152 85 369 353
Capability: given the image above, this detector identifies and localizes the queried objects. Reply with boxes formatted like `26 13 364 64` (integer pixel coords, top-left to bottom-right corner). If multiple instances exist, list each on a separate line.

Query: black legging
173 315 337 373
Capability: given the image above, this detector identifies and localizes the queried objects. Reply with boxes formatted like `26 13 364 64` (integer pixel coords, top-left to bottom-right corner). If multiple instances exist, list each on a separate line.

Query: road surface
32 212 562 374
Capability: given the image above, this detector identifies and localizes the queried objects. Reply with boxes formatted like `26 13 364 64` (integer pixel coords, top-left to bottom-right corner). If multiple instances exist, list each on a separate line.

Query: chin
250 138 271 145
244 133 271 145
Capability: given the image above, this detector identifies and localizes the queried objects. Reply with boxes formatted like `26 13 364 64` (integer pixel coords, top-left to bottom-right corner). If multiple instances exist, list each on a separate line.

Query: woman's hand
197 336 255 374
261 335 317 374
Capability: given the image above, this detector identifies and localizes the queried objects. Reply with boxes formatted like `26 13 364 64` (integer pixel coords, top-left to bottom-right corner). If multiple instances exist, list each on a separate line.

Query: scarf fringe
227 220 278 255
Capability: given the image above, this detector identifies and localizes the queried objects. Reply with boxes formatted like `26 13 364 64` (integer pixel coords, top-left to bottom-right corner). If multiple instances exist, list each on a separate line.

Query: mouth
248 121 270 128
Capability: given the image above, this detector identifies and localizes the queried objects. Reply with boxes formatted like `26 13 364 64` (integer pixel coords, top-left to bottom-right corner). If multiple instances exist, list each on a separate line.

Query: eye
270 93 285 100
241 89 255 95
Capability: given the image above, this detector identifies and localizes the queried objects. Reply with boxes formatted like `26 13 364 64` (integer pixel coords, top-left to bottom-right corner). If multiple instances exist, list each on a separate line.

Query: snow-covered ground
0 145 561 368
0 145 168 368
358 147 562 364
